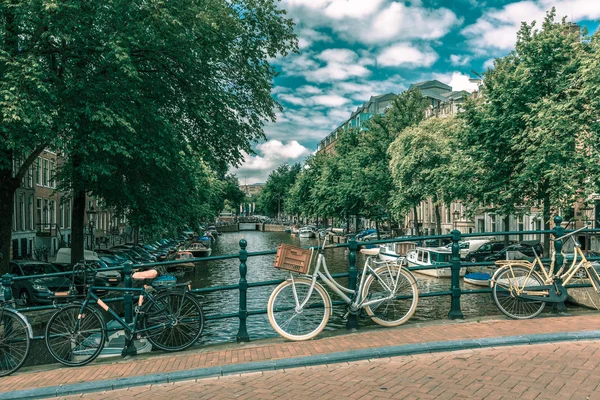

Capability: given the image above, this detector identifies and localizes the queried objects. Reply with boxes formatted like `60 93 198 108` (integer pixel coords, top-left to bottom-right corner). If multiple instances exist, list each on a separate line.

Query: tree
389 117 463 237
458 9 592 247
0 0 297 271
256 163 301 218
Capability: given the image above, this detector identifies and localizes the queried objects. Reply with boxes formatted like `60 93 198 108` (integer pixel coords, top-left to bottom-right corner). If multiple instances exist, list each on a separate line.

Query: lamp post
452 210 460 230
86 206 97 251
582 205 593 252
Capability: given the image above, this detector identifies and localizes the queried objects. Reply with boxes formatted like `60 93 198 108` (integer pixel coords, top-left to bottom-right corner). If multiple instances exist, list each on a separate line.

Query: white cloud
463 0 600 54
450 54 471 66
377 44 438 67
297 28 332 49
296 85 323 95
311 94 350 107
281 0 459 45
286 49 372 82
483 58 496 69
278 94 308 106
432 72 480 92
324 0 384 19
232 140 312 183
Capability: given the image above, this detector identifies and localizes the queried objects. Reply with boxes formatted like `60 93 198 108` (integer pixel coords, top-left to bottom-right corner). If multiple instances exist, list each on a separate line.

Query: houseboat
406 247 466 278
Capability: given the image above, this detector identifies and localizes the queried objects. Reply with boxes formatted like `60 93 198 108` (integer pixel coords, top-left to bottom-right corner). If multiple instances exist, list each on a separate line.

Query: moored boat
298 226 316 238
406 247 466 278
378 242 418 262
183 242 212 258
174 251 195 268
463 272 491 286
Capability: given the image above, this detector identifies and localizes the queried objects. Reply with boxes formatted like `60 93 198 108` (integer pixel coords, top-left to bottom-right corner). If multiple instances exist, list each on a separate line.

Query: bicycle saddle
360 248 381 256
132 269 158 280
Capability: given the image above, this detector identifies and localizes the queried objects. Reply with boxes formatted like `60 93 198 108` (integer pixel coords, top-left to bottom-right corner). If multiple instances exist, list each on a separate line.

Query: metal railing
3 215 600 344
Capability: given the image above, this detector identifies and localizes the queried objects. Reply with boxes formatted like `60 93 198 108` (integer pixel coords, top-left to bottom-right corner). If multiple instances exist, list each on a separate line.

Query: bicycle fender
11 310 33 339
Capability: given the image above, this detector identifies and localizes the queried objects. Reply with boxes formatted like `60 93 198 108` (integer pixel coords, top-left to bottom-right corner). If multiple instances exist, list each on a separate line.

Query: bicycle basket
151 275 177 288
274 244 312 274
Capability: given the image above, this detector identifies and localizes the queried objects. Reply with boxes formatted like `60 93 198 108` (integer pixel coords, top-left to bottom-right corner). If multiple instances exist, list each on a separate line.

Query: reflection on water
186 231 502 346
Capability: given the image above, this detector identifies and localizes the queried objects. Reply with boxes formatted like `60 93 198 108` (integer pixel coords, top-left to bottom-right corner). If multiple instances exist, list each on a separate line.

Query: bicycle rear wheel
45 304 106 367
363 265 418 327
0 310 30 376
142 292 204 351
492 265 546 319
267 277 331 341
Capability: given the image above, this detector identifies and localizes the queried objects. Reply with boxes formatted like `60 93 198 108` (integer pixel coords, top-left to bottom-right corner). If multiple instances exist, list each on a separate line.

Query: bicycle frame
292 245 402 312
74 285 187 337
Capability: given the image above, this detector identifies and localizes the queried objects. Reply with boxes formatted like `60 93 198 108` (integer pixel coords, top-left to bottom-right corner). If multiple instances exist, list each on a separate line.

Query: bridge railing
3 215 600 344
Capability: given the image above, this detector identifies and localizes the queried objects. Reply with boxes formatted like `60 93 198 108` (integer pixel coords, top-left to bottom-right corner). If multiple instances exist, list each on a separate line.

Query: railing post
123 263 133 324
448 230 464 320
346 236 359 330
236 239 250 342
122 262 137 356
552 216 568 313
2 274 13 306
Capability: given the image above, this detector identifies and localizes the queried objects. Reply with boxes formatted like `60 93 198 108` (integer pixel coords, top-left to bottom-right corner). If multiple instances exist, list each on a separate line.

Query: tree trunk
434 203 442 246
503 216 510 246
375 219 380 240
543 191 551 257
71 190 86 264
412 205 420 236
0 170 18 275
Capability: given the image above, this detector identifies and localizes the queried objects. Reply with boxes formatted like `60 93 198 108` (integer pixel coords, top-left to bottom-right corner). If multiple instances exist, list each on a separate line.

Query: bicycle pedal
339 313 348 321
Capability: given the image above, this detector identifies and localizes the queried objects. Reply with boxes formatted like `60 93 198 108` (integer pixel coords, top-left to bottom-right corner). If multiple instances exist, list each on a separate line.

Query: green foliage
0 0 298 257
459 9 596 225
256 163 301 217
388 117 463 222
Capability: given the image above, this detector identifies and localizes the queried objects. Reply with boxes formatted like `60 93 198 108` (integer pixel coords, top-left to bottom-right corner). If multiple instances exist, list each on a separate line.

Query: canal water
187 231 502 346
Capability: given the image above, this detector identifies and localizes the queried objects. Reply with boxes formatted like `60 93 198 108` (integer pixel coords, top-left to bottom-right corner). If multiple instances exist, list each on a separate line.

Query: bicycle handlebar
551 222 592 242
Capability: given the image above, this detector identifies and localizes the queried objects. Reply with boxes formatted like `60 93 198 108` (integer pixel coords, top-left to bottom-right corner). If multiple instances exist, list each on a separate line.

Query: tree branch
15 143 49 183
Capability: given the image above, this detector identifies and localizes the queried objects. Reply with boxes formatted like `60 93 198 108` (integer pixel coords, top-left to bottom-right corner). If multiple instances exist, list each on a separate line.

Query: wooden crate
274 244 312 274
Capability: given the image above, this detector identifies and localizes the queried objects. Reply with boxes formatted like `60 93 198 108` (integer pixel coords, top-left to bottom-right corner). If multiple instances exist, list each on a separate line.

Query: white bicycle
267 237 419 341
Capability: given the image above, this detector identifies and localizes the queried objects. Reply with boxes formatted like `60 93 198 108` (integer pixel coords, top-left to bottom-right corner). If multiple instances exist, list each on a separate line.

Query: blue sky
233 0 600 184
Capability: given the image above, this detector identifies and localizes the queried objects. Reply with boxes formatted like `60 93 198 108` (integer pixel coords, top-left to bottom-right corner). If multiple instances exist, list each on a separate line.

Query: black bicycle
44 266 204 366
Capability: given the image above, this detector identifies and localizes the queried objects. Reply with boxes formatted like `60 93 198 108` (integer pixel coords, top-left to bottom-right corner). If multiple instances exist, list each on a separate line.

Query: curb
3 330 600 399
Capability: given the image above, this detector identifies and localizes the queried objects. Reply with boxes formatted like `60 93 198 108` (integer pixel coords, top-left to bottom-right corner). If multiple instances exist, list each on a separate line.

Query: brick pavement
59 340 600 399
3 312 600 396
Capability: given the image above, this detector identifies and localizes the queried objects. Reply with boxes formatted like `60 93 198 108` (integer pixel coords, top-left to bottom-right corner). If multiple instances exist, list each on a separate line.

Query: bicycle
0 298 32 376
44 265 204 366
490 224 598 319
267 237 419 341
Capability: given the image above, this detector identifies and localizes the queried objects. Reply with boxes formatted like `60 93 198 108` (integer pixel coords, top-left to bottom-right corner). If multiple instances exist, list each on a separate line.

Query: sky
232 0 600 184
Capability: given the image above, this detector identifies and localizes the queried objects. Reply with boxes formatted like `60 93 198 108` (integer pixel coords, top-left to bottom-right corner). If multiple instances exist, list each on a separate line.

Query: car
9 261 77 305
465 241 515 262
484 241 544 262
54 248 122 286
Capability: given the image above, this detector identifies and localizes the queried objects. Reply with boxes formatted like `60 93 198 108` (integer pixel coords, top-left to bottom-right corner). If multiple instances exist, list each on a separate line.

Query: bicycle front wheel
142 292 204 351
0 310 30 376
45 305 106 367
267 277 331 341
492 265 546 319
363 265 418 327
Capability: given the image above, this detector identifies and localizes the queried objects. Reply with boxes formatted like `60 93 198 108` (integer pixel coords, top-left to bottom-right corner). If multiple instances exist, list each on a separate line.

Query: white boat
406 247 466 278
182 242 212 258
464 272 491 286
378 242 417 262
298 227 316 238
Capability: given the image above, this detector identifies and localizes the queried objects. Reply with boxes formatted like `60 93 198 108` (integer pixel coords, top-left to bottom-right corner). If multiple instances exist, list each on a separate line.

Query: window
18 193 24 231
65 199 71 228
490 215 496 232
36 158 41 185
50 160 55 188
28 195 33 230
59 203 64 228
43 199 49 225
49 200 55 224
43 159 49 186
518 216 524 242
36 198 42 230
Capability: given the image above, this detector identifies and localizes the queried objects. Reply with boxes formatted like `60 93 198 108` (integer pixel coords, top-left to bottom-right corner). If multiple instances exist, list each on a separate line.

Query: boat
406 247 466 278
291 226 300 235
463 272 491 286
184 242 212 258
174 251 195 268
298 226 316 238
378 242 417 262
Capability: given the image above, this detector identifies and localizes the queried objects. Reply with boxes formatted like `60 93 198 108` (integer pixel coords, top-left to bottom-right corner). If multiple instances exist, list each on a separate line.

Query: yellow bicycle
490 224 598 319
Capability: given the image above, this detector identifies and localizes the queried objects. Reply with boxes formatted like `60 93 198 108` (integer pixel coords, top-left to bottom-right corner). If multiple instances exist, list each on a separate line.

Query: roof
409 80 452 92
10 260 51 265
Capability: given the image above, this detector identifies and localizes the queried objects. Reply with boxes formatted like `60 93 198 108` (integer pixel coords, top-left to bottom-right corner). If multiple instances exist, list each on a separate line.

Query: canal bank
4 311 600 399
